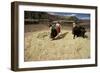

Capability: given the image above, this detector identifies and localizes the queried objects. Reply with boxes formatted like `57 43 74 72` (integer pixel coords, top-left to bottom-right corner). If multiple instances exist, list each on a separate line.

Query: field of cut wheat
24 27 90 61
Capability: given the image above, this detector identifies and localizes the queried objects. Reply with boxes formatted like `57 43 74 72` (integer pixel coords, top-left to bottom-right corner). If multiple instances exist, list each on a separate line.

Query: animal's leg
73 35 75 39
82 33 85 38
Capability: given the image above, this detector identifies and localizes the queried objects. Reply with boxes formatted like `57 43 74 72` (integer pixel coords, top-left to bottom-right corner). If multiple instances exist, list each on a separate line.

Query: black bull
72 26 86 39
50 24 58 39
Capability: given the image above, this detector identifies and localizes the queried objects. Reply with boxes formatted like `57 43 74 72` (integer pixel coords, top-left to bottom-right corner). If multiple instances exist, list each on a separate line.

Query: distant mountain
24 11 90 24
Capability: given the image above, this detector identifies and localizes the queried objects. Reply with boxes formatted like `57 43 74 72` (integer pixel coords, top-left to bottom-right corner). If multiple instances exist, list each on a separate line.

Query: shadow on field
55 32 68 40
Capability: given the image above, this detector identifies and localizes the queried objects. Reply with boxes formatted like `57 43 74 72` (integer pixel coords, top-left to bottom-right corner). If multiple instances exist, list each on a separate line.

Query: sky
48 12 90 20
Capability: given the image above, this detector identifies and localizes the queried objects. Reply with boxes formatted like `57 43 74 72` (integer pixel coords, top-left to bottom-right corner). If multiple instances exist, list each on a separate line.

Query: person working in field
56 21 61 35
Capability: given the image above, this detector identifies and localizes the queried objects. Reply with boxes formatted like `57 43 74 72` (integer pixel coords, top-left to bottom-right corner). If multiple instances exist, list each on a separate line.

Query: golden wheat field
24 24 90 61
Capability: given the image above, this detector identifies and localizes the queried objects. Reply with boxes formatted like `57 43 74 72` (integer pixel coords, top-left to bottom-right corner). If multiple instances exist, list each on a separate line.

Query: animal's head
73 22 76 27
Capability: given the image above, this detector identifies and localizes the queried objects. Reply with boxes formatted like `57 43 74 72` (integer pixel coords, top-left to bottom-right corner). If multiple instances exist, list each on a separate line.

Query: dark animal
48 23 58 39
50 24 57 39
48 22 61 40
72 25 86 39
